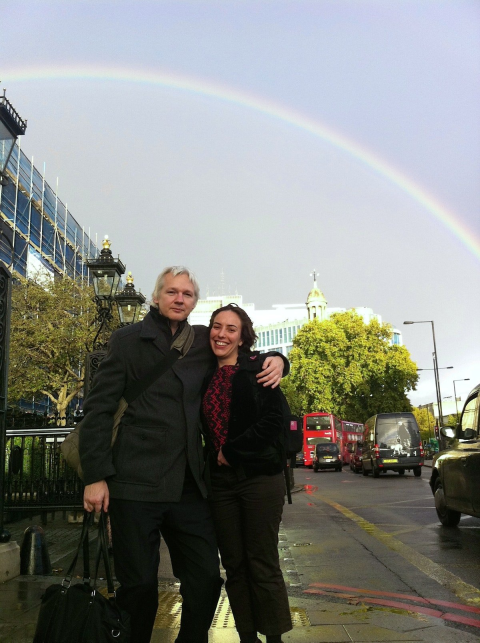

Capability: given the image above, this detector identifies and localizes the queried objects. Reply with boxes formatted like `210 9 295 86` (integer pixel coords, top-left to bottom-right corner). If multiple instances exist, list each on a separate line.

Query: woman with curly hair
202 304 292 643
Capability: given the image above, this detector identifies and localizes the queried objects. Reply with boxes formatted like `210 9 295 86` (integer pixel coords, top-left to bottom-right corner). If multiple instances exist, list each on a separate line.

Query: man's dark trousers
109 496 223 643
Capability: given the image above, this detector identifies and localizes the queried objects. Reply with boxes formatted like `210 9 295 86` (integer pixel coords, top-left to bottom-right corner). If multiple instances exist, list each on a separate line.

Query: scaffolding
0 140 98 279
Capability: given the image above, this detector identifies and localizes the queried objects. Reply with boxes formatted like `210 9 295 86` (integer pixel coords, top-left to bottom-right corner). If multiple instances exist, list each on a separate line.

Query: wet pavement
1 467 480 642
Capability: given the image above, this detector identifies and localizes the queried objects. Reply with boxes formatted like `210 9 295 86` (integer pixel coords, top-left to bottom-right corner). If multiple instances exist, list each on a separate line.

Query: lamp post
87 236 126 350
84 239 145 398
84 236 126 397
404 320 444 427
426 408 432 441
115 272 146 326
453 379 470 424
0 90 26 544
416 366 453 431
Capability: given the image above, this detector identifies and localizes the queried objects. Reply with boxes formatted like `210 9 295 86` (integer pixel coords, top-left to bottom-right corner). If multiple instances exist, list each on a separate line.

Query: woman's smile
209 310 243 366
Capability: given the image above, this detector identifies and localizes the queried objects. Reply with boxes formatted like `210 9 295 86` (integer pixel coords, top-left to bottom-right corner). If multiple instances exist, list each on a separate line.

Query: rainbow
4 65 480 260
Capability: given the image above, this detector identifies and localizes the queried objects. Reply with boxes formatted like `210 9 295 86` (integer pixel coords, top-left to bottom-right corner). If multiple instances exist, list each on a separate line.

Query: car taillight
374 444 380 459
419 443 424 457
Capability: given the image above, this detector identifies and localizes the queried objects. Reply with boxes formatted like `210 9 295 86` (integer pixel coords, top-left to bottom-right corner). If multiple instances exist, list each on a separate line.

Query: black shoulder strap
123 324 194 404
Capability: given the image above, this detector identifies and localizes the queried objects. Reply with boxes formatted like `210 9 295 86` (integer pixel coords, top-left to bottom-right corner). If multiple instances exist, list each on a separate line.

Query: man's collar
141 306 187 339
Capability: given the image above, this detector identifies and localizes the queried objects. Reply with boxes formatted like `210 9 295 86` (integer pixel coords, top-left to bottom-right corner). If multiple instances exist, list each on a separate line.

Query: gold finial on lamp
102 235 111 251
126 272 134 285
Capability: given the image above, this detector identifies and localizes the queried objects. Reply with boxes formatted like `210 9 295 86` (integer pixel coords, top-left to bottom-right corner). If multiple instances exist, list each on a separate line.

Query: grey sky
2 0 479 408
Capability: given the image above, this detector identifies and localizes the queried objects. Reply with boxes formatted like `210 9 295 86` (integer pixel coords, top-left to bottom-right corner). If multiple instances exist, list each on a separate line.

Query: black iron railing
4 424 83 519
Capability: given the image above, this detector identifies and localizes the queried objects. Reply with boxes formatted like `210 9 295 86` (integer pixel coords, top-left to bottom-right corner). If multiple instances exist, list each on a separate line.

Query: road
282 463 480 636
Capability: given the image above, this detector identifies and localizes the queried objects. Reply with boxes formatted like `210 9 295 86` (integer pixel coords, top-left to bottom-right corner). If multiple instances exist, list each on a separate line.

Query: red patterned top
203 364 239 452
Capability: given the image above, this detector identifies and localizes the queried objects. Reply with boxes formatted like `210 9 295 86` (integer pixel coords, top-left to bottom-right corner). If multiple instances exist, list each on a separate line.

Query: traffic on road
288 461 480 637
289 386 480 637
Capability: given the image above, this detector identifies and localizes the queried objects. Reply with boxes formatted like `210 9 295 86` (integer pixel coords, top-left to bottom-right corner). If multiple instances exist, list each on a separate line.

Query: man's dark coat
80 311 214 502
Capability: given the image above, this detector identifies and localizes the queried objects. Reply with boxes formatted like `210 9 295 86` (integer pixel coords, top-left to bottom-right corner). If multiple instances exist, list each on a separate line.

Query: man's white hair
151 266 200 306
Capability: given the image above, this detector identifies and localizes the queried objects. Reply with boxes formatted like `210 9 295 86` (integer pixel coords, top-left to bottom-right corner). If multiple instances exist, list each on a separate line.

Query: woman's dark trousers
109 497 223 643
209 469 292 637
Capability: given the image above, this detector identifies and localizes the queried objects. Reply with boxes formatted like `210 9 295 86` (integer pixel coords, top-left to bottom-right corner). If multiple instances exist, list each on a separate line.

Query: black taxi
429 383 480 526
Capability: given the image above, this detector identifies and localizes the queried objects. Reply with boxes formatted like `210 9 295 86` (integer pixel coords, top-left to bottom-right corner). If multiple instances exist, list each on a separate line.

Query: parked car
361 412 424 477
429 383 480 526
350 442 363 473
343 441 355 466
313 443 342 472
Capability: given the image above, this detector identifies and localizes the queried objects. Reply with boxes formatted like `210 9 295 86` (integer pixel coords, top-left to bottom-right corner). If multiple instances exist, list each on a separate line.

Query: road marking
311 493 480 607
304 588 480 629
348 496 434 510
307 582 480 614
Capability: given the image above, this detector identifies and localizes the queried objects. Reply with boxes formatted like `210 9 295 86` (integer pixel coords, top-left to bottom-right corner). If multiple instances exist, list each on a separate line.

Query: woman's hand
84 480 109 513
217 448 231 467
256 355 284 388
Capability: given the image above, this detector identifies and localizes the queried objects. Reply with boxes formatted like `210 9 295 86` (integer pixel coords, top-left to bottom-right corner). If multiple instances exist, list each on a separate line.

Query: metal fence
4 416 84 521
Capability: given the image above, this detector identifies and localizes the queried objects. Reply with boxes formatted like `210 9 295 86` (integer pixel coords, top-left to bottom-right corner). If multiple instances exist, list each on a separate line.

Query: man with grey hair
80 266 286 643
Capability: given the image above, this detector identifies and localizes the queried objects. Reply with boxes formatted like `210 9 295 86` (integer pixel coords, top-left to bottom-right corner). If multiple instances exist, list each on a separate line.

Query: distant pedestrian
202 304 292 643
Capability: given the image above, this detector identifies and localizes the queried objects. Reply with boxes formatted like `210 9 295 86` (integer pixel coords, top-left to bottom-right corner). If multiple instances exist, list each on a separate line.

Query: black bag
243 359 302 504
33 511 130 643
278 396 303 457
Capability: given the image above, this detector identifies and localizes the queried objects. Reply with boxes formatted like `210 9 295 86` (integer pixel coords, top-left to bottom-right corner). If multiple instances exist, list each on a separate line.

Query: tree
412 407 435 442
279 376 303 416
8 273 97 421
285 312 419 422
446 415 458 428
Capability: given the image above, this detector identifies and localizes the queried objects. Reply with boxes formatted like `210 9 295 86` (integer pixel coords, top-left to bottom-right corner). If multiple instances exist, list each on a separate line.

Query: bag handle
61 511 95 588
93 511 116 597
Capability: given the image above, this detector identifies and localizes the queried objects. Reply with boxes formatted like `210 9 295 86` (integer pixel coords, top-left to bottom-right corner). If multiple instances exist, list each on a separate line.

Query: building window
279 328 283 342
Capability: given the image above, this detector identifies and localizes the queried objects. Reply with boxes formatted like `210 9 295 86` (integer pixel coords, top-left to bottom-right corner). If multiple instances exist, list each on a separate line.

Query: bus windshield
306 416 331 430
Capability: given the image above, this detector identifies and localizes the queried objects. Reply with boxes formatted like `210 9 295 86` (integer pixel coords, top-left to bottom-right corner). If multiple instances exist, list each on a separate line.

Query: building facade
0 143 99 414
190 274 403 355
0 142 98 280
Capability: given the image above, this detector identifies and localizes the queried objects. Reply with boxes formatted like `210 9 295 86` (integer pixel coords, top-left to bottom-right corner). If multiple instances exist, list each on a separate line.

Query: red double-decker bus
302 412 343 467
341 420 364 465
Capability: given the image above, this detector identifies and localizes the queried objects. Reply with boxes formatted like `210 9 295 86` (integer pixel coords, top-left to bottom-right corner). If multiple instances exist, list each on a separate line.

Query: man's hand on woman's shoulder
256 355 285 389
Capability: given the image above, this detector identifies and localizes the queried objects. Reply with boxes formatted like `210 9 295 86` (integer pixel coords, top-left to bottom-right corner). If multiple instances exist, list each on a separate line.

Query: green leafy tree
279 376 303 416
412 407 436 442
8 273 97 421
286 312 418 422
446 414 458 428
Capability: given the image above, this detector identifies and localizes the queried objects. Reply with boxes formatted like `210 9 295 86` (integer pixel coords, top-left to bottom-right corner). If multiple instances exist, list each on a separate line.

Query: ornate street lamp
86 236 125 350
115 272 146 326
0 90 27 186
84 236 125 397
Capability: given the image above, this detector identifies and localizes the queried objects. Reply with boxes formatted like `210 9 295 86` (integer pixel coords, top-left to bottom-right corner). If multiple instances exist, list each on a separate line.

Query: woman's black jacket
201 352 285 479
